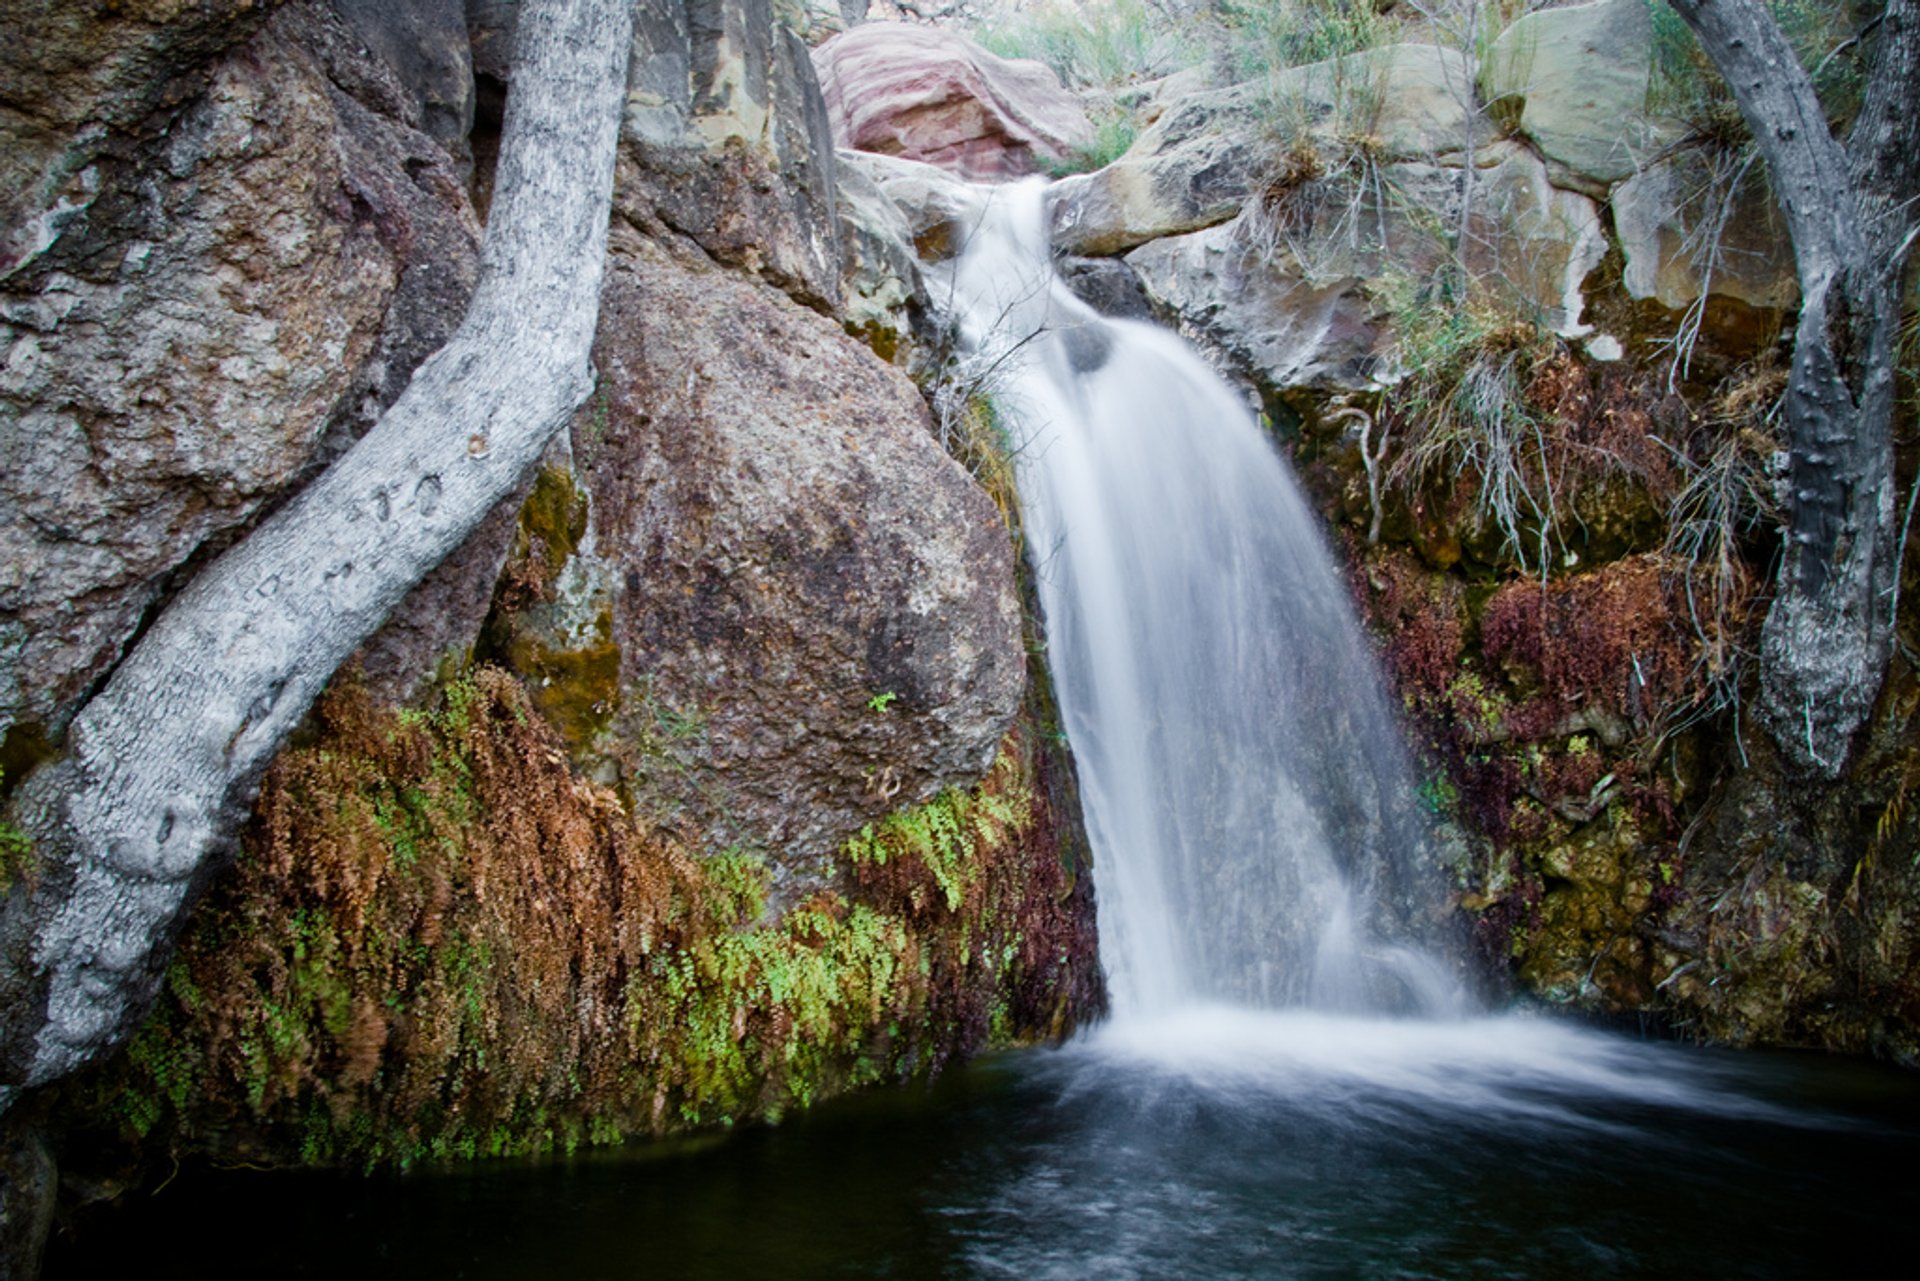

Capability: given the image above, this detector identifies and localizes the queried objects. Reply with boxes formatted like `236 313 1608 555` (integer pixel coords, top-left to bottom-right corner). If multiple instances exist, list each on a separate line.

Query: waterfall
937 180 1459 1020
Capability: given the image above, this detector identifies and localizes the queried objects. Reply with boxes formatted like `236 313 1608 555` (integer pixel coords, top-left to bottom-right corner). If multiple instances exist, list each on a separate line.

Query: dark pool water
48 1009 1920 1279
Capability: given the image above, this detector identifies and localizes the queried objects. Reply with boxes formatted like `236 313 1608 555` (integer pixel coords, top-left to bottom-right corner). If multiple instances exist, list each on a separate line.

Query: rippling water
52 1012 1920 1279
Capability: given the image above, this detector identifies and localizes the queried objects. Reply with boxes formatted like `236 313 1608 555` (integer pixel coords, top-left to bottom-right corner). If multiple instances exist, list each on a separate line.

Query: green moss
77 671 1096 1171
0 769 34 895
520 465 588 569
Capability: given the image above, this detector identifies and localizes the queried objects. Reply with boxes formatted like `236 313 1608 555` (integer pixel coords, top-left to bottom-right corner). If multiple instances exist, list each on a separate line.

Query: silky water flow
928 178 1890 1132
936 179 1459 1021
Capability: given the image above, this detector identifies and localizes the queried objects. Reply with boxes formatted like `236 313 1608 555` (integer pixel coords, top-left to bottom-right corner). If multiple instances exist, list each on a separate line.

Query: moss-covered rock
61 665 1101 1169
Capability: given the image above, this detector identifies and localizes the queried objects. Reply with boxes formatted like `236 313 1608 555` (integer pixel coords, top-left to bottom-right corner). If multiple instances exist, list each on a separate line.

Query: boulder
1061 256 1156 321
834 151 923 359
1481 0 1686 194
331 0 475 167
811 22 1092 181
499 222 1024 879
0 1 481 749
1052 44 1483 258
1050 82 1260 257
0 0 270 281
1613 147 1797 312
1126 223 1385 392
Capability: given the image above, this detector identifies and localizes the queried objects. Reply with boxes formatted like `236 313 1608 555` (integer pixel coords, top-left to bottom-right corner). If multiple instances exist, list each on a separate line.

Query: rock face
0 0 272 281
1613 148 1798 312
1464 148 1608 337
1118 143 1605 394
1127 224 1384 391
0 0 481 753
502 222 1025 879
331 0 476 168
1052 44 1482 259
1481 0 1685 194
618 0 847 310
812 22 1091 181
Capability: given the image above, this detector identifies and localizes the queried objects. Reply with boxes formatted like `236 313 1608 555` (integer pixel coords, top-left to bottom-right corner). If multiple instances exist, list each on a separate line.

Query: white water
939 181 1454 1020
923 184 1889 1218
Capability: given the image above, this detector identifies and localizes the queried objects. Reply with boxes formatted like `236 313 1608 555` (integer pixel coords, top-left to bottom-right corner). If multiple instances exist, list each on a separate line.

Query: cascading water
937 180 1457 1019
52 181 1920 1281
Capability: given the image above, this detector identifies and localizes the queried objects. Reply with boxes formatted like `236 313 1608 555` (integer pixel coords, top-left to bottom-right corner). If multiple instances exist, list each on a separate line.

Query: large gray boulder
0 1 481 752
812 22 1092 181
1481 0 1686 194
494 222 1024 882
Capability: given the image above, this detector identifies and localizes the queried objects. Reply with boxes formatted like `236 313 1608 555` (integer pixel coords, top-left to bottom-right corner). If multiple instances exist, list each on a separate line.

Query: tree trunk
1667 0 1920 775
0 0 637 1105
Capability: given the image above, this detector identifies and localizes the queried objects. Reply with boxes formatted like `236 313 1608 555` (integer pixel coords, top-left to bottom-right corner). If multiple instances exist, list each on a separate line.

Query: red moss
1482 556 1699 729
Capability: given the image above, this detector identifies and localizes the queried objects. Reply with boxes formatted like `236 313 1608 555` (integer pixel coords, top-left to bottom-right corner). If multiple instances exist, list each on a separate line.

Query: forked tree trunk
1667 0 1920 775
0 0 637 1104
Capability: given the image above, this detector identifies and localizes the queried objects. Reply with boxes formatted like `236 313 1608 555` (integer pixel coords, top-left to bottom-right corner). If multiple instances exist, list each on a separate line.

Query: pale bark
0 0 637 1102
1667 0 1920 775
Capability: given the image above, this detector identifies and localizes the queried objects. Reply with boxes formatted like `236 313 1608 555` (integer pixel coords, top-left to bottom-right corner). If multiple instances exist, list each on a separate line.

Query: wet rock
1061 256 1156 321
812 22 1092 181
0 0 481 747
1614 147 1798 312
1480 0 1686 195
545 224 1024 878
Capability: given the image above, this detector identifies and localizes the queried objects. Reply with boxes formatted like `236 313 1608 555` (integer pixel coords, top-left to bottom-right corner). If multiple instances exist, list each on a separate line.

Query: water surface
52 1011 1920 1279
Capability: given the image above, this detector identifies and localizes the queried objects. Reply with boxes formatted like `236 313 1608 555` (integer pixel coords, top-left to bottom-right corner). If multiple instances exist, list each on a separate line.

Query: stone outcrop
1464 147 1609 337
812 22 1092 181
0 0 273 282
493 220 1025 881
1613 148 1798 312
0 0 481 754
1480 0 1686 195
1127 224 1383 391
1050 82 1259 257
1051 44 1482 259
1117 143 1606 395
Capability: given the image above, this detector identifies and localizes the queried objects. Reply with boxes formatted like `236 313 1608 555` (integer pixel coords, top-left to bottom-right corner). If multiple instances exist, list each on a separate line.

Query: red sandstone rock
811 22 1091 181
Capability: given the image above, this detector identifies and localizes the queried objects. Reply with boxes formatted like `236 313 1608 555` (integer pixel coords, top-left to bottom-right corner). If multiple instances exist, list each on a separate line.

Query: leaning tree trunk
1667 0 1920 776
0 0 637 1105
